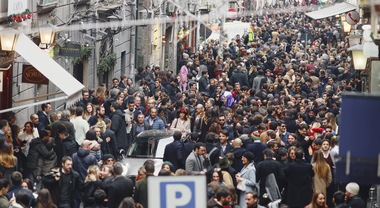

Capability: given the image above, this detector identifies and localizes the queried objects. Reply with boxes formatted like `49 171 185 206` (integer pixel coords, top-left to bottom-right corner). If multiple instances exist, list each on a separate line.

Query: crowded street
0 0 379 207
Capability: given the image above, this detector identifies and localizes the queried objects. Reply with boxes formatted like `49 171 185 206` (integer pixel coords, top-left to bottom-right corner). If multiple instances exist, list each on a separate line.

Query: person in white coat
236 151 258 208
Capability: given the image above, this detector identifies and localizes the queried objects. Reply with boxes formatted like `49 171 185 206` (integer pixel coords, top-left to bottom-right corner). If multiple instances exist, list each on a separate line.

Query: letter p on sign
148 176 207 208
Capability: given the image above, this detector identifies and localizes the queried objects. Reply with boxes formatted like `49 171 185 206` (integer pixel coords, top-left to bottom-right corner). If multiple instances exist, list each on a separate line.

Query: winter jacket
55 135 78 165
231 147 246 172
144 116 165 130
110 109 127 150
26 138 55 172
42 168 83 207
72 148 98 181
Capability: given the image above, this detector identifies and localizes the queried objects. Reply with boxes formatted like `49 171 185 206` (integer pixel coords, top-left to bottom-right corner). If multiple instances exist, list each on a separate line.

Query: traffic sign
148 176 207 208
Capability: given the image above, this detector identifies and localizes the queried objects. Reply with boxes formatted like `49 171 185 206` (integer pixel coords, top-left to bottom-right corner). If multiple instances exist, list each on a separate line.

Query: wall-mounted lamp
39 23 56 44
107 15 121 32
348 44 367 70
0 28 19 51
346 34 362 47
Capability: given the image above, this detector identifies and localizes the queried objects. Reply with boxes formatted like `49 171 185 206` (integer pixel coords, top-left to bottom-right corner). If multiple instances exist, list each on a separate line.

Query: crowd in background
0 7 368 208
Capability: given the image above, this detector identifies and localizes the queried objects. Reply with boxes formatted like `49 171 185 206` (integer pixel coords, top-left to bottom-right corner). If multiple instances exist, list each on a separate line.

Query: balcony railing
74 0 90 5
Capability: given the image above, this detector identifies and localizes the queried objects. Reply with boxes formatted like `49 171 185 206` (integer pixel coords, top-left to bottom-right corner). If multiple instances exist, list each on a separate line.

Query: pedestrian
236 151 257 208
345 182 366 208
144 107 165 130
163 131 185 171
109 102 127 153
108 162 134 208
42 156 83 208
284 148 314 208
305 191 328 208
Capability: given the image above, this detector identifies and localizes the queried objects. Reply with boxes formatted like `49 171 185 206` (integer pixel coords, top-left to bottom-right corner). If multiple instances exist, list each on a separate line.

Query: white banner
8 0 27 16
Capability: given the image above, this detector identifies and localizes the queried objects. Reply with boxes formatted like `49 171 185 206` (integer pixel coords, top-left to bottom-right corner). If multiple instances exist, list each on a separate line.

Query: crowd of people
0 6 369 208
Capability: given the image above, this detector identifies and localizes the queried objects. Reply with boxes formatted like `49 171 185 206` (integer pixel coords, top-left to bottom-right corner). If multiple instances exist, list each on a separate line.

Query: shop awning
305 2 357 20
0 33 84 114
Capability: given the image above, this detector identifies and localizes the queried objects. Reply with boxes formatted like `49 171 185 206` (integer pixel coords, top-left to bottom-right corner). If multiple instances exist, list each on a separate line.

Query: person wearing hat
213 157 234 186
102 154 115 166
345 182 365 208
169 108 191 137
236 151 258 208
246 131 267 165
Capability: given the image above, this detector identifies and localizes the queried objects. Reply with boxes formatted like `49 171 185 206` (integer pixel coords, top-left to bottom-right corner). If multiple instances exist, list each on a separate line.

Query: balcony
74 0 90 6
37 0 58 14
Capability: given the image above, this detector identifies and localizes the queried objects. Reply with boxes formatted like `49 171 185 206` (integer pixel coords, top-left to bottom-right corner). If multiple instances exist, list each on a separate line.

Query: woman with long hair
36 188 56 208
312 150 332 196
325 112 338 133
169 107 190 137
209 169 225 185
83 165 101 207
287 146 298 163
305 190 328 208
83 103 96 121
18 121 38 157
0 143 18 180
95 84 107 106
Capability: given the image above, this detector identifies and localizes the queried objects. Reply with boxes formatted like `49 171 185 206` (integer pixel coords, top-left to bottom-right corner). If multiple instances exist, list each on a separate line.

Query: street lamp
341 15 352 33
188 0 198 13
348 44 367 70
0 28 19 51
39 23 56 45
107 15 122 35
346 34 362 47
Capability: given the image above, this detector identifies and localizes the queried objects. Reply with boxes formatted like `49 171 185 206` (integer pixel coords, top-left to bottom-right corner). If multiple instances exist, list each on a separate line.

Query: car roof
136 130 174 138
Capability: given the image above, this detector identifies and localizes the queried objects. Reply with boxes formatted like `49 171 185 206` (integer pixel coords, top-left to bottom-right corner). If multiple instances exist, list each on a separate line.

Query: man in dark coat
51 110 76 140
26 129 56 184
163 131 185 171
284 148 314 208
109 102 127 152
88 105 108 127
108 162 134 208
198 69 209 93
256 148 285 206
100 118 118 158
230 138 246 172
42 156 83 208
6 171 36 207
36 103 51 131
183 132 199 159
246 131 267 165
54 124 78 165
230 66 249 87
345 182 366 208
205 132 221 166
72 140 98 181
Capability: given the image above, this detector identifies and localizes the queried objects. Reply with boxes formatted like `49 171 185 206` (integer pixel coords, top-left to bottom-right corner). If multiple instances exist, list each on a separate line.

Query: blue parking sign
148 176 207 208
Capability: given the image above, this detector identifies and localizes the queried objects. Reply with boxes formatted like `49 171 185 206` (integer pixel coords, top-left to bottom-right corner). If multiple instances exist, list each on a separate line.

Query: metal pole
196 7 200 50
173 10 179 75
